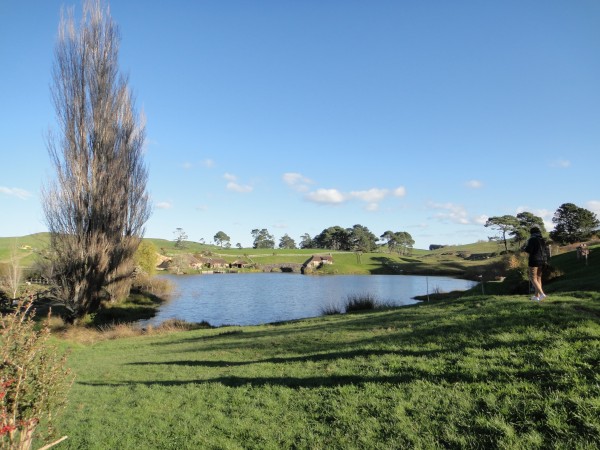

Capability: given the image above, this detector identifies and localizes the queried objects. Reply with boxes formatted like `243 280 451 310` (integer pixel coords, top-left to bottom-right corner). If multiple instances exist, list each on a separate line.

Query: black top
524 234 546 267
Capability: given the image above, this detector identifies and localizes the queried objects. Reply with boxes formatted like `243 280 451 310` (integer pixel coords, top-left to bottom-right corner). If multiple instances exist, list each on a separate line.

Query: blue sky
1 1 599 249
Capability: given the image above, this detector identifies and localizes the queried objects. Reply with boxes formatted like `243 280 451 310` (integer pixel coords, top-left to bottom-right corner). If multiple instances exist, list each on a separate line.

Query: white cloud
429 202 470 224
182 162 193 169
201 159 215 168
283 172 313 192
155 201 172 209
474 215 488 225
304 184 405 209
466 180 483 189
0 187 32 200
227 182 253 193
393 186 407 197
587 200 600 217
350 188 389 203
550 159 571 168
305 188 346 204
224 173 253 192
515 206 553 223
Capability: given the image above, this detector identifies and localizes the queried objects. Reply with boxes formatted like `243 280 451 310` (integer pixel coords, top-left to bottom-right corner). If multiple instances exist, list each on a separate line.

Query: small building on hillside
230 260 250 269
157 258 172 270
207 258 228 269
191 257 229 270
303 254 334 269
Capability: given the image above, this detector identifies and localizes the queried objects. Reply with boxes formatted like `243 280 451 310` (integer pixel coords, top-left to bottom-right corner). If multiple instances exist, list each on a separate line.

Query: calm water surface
142 273 476 327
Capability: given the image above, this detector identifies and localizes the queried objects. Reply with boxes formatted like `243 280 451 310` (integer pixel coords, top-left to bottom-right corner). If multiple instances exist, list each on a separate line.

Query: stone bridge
260 263 304 273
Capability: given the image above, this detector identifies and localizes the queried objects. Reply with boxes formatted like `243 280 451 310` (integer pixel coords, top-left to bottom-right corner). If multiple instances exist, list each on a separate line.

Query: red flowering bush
1 300 73 450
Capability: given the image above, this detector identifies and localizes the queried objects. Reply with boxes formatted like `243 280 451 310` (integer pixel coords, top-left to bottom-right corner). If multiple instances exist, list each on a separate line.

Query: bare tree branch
43 0 151 321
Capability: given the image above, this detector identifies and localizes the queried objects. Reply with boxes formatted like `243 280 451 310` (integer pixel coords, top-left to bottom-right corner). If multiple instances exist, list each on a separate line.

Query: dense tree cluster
485 203 598 248
278 234 297 249
296 225 414 253
485 213 546 251
252 228 276 249
550 203 599 244
380 231 415 255
214 231 231 248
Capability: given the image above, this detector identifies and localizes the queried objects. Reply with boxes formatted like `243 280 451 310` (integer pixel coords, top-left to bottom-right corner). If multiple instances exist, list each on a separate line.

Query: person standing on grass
523 226 547 301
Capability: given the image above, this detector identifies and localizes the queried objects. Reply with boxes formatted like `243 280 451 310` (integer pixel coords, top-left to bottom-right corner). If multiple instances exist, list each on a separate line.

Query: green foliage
299 233 314 249
278 234 297 249
512 212 546 247
213 231 230 248
344 293 394 312
550 203 600 244
133 241 158 275
251 228 275 249
1 300 73 449
380 230 415 255
485 215 520 252
52 292 600 449
344 293 378 312
312 225 379 252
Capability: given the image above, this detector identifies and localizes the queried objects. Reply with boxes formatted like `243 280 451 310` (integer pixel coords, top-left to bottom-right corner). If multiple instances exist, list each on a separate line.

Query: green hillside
0 233 50 268
2 235 598 291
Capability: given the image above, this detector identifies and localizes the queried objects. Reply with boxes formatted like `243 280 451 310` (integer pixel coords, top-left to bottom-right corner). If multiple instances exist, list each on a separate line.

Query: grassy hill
1 234 508 279
0 233 50 268
2 234 598 290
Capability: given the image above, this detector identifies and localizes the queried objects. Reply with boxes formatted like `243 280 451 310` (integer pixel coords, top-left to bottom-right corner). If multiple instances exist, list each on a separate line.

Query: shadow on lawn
79 360 582 390
147 298 581 357
76 297 600 393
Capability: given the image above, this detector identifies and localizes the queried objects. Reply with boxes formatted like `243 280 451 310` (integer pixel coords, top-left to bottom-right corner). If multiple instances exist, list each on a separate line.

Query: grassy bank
46 291 599 449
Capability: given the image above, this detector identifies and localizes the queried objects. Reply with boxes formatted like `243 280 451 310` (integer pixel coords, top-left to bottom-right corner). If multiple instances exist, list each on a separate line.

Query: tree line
485 202 599 251
189 202 600 255
182 226 415 254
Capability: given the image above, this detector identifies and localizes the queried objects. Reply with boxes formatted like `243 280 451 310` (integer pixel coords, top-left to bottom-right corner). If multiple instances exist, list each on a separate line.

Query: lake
141 273 476 327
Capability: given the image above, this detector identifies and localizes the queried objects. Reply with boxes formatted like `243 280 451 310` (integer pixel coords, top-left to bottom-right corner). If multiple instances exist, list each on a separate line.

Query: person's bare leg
529 267 543 299
535 268 546 299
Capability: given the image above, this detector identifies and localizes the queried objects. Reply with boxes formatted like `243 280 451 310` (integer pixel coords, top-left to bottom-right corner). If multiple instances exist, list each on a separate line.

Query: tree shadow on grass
78 361 579 390
91 291 165 325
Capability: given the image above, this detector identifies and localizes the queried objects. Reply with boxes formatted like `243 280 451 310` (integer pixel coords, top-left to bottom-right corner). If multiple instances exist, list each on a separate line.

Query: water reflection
143 273 476 327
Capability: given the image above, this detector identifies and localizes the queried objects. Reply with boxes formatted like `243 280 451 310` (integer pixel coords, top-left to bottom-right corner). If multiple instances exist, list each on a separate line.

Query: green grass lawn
47 291 600 449
4 235 598 448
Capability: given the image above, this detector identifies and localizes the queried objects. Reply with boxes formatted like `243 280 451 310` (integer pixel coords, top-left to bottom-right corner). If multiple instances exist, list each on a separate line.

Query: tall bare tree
43 0 150 321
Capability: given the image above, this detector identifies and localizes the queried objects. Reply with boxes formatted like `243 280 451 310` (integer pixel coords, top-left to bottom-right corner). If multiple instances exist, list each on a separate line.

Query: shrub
320 303 343 316
132 275 174 297
0 300 73 450
344 293 378 312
